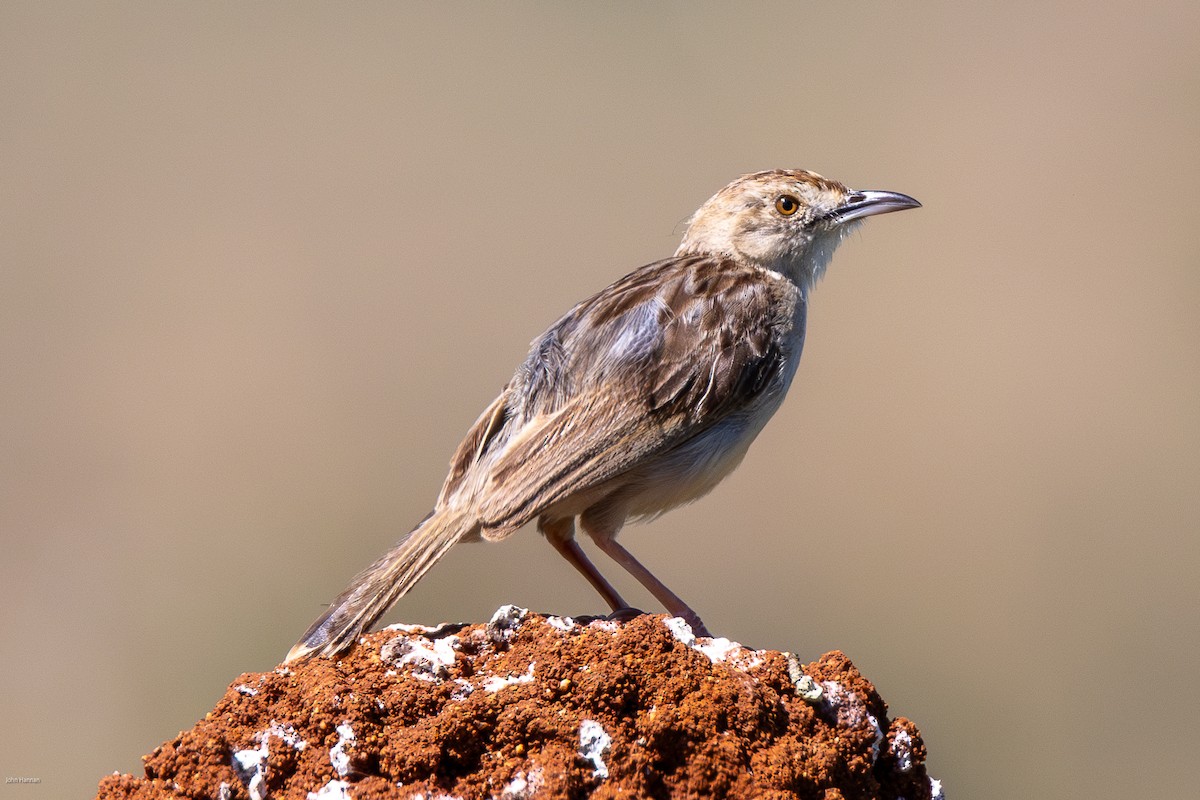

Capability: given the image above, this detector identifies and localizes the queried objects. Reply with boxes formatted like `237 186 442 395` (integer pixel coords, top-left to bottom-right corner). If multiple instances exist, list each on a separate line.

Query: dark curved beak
825 190 921 224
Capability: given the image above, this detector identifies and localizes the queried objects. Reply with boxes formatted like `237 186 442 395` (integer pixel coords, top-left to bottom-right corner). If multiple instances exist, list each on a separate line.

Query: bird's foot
606 606 647 624
686 617 713 639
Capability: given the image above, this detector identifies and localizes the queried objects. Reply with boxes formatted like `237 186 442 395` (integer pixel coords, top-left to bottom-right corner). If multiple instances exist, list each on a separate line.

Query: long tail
286 506 476 662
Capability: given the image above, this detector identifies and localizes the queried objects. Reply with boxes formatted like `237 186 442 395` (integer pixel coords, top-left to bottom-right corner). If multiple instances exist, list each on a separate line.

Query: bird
286 168 920 662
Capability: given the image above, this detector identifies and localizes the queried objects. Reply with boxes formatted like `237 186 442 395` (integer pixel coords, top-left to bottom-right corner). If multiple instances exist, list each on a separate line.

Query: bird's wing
442 255 802 533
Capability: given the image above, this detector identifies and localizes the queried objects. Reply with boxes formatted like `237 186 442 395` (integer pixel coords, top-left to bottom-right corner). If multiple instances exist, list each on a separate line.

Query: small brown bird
287 169 919 661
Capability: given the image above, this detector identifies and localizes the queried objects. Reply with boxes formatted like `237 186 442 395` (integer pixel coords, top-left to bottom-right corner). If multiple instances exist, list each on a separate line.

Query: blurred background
3 2 1198 797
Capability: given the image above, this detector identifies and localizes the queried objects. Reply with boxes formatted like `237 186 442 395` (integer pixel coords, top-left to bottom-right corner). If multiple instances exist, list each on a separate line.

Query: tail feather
286 506 476 662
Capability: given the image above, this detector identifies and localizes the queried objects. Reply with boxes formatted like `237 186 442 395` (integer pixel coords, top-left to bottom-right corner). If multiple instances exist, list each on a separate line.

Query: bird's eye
775 195 800 216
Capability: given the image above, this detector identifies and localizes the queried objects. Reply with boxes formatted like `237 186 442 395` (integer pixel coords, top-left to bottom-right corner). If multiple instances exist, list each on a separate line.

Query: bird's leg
580 512 713 638
539 516 630 612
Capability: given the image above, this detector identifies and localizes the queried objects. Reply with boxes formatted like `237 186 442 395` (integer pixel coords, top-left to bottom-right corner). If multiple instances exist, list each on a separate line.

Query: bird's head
676 169 920 291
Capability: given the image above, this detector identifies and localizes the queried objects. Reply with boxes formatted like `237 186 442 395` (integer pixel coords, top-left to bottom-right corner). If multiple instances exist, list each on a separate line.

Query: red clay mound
96 607 943 799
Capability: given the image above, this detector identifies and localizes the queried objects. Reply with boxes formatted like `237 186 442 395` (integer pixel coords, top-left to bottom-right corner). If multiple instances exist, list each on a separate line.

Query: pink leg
539 517 629 612
580 512 712 637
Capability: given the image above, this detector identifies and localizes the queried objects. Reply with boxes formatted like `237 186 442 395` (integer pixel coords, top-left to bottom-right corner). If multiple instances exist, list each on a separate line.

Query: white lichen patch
820 681 884 763
307 779 352 800
705 639 765 671
330 722 355 777
663 616 696 646
231 740 268 800
578 719 612 779
383 634 460 681
482 661 535 693
930 776 946 799
587 619 619 633
890 728 915 773
451 677 475 701
867 712 884 762
236 684 259 697
385 620 461 637
695 637 764 670
266 722 307 751
546 615 577 632
695 637 738 662
385 622 434 634
487 604 528 643
662 618 764 670
500 767 544 798
231 722 308 800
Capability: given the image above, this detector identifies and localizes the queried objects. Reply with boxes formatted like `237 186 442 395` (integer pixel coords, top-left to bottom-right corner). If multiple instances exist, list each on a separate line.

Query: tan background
3 2 1198 797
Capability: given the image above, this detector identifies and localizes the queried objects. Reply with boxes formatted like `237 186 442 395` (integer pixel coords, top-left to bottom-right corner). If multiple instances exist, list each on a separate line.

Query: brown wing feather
465 255 800 534
438 390 510 505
